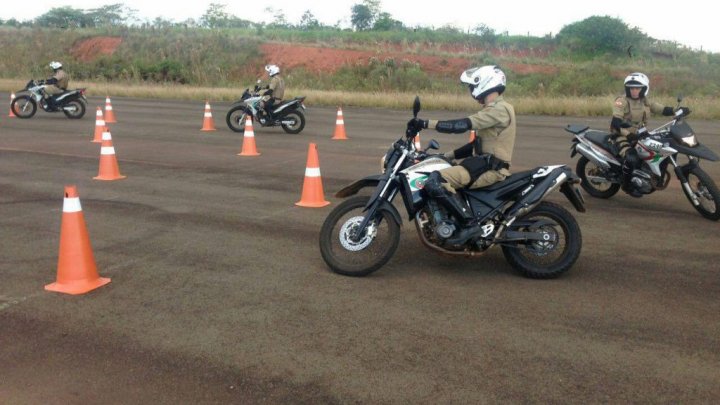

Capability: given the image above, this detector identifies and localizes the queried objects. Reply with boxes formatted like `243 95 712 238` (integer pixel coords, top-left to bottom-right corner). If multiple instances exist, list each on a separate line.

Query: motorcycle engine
630 169 654 194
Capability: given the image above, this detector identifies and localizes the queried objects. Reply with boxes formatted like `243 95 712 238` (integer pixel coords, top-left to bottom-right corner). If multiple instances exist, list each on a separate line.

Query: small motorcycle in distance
566 98 720 220
319 97 586 279
11 79 87 119
226 82 306 134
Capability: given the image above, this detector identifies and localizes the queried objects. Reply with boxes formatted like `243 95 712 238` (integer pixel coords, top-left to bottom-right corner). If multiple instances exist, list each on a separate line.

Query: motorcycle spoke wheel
226 108 247 133
576 156 619 198
502 202 582 279
682 167 720 220
281 111 305 134
11 96 36 119
319 196 400 277
62 100 85 119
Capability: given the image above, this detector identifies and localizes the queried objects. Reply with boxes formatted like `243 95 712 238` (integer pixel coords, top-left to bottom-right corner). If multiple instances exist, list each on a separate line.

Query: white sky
1 0 717 52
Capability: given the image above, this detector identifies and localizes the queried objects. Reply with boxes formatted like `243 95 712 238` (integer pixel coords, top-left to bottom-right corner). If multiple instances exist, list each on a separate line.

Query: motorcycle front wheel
576 156 620 198
501 201 582 279
10 95 37 119
226 106 249 133
281 110 305 134
681 166 720 221
62 99 86 119
319 195 400 277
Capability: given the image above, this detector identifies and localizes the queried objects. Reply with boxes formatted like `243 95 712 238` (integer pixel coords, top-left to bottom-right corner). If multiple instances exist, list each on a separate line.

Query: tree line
0 1 711 57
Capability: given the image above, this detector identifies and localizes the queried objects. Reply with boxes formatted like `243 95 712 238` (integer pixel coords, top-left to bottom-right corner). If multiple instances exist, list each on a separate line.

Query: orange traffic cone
295 143 330 208
469 130 476 142
331 107 348 140
238 116 260 156
94 130 126 180
414 133 422 150
8 93 16 118
92 107 106 143
45 185 111 295
104 96 117 123
200 101 216 131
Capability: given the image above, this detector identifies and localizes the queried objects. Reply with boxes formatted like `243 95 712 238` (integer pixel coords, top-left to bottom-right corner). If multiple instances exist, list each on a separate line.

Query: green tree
556 16 647 57
373 12 403 31
200 3 231 28
35 7 92 28
351 4 373 31
87 4 134 27
299 10 320 29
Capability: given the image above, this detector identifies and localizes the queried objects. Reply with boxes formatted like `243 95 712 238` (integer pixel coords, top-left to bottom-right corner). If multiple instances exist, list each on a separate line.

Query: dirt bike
566 100 720 221
319 97 586 279
10 79 87 119
226 83 306 134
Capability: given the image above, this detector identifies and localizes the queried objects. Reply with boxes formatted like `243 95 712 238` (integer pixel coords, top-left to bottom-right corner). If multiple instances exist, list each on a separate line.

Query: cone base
331 136 349 140
45 277 111 295
93 175 127 181
295 200 331 208
238 152 260 156
201 128 217 132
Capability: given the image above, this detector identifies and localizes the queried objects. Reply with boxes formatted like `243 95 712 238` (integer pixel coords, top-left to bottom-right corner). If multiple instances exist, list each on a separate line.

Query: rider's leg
424 169 473 223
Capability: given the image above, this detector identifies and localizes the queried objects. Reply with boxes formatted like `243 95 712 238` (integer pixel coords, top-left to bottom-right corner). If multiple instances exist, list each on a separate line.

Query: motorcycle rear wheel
681 166 720 221
501 201 582 279
10 95 37 119
281 110 305 134
62 99 86 119
226 106 249 133
576 156 620 198
319 196 400 277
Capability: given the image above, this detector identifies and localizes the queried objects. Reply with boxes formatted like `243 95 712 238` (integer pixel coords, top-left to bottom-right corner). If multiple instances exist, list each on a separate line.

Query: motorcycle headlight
682 135 697 147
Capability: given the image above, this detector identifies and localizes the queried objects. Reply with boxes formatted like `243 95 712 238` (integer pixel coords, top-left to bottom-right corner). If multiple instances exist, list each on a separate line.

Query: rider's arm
427 118 472 134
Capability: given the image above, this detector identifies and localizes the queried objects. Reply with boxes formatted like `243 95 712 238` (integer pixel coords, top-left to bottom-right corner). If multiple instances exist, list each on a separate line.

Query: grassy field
2 78 719 119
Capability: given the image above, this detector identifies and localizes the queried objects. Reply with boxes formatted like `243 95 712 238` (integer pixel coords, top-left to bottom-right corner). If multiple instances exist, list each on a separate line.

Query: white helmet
265 64 280 76
460 65 506 102
624 72 649 98
49 61 63 70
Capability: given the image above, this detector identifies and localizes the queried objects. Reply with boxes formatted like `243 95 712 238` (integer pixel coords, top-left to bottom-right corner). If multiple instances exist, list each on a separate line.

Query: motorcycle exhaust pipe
575 143 612 170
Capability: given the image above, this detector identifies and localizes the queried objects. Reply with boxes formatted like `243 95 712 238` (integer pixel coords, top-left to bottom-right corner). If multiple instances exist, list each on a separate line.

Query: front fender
377 200 403 228
335 175 382 198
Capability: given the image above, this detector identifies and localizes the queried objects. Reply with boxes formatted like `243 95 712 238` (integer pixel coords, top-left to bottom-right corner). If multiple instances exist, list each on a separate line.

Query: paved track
2 95 719 403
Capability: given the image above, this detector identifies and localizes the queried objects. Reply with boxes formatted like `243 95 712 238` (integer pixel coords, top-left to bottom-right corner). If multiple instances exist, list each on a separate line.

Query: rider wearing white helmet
258 64 285 120
407 65 516 244
43 61 69 108
611 72 685 196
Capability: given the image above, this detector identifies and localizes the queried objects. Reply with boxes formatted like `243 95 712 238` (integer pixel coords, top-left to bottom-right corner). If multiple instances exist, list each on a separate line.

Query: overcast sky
2 0 717 52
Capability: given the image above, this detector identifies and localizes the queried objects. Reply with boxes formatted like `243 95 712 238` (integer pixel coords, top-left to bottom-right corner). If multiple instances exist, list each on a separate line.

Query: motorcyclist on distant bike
257 64 285 122
407 65 516 244
42 61 69 109
610 72 688 197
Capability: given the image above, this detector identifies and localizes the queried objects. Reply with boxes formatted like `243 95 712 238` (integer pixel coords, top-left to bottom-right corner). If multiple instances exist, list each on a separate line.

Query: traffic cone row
45 185 111 295
296 143 330 207
8 93 16 118
104 96 117 123
332 107 348 140
92 107 106 142
238 116 260 156
414 134 422 150
94 130 126 181
469 130 476 142
200 101 216 131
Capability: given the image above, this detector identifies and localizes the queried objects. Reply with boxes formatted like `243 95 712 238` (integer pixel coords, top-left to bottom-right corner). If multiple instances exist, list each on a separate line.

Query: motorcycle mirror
426 139 439 150
412 96 421 118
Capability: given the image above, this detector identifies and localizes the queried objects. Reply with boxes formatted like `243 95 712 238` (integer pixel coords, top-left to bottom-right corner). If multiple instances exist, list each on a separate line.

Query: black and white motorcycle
566 101 720 220
319 97 585 279
226 83 306 134
10 79 87 119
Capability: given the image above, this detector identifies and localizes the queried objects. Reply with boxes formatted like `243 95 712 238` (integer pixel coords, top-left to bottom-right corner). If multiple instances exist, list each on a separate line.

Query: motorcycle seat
585 130 613 146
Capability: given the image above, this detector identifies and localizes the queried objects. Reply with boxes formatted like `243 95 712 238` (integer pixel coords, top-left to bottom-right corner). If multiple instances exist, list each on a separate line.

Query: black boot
424 172 473 222
621 149 642 197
